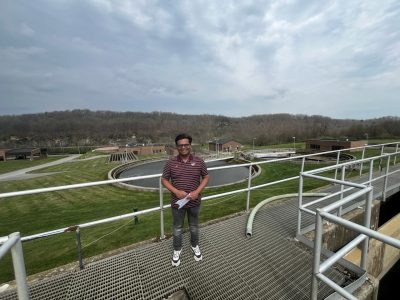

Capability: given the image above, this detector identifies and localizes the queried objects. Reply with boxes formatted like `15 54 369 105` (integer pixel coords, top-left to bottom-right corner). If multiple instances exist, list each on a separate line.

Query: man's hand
175 190 188 199
189 190 200 200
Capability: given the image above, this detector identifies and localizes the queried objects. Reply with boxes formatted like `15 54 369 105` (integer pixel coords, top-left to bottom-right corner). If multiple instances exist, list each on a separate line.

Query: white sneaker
172 249 182 267
191 245 203 261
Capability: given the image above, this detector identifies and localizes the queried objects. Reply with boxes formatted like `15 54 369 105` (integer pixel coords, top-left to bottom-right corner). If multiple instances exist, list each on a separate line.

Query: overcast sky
0 0 399 119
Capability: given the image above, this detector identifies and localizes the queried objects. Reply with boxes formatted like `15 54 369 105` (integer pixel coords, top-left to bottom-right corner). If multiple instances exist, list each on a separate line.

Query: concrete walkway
0 155 80 181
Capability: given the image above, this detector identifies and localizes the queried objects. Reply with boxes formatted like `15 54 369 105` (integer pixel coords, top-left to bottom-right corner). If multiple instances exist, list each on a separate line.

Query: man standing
162 133 209 267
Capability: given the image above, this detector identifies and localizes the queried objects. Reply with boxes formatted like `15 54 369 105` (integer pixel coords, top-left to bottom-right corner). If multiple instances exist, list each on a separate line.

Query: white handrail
0 233 29 300
0 141 399 299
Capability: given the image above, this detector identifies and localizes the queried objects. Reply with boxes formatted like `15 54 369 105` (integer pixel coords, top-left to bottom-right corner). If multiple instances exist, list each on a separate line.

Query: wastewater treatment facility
0 141 399 300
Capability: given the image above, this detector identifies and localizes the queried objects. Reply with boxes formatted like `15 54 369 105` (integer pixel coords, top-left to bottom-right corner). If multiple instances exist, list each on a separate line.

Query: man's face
176 138 191 156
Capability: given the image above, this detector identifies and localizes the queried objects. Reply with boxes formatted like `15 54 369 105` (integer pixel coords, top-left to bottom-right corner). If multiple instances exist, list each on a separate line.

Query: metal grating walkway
0 196 347 300
2 165 400 300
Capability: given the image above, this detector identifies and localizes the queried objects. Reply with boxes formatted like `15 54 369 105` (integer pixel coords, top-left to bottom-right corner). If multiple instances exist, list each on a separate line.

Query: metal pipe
334 150 341 181
316 273 358 300
320 211 400 249
159 177 165 240
319 234 366 273
338 165 345 217
0 234 19 259
382 156 390 201
303 173 366 189
246 193 328 237
10 233 30 300
379 145 384 172
303 186 355 209
321 187 371 213
361 189 373 270
297 174 304 235
75 227 84 270
246 165 253 211
311 209 323 300
359 146 366 176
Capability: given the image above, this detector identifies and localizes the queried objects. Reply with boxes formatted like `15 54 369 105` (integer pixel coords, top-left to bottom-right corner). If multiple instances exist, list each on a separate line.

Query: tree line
0 110 399 148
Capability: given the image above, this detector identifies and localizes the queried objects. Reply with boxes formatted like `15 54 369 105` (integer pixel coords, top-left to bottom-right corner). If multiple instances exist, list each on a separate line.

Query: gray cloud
0 0 399 119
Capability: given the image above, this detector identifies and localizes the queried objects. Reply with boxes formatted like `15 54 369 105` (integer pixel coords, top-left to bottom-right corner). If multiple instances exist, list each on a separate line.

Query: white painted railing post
361 188 373 270
311 209 323 300
359 146 366 176
382 156 391 201
297 172 304 236
246 164 253 211
334 150 341 181
159 177 165 240
10 232 30 300
338 165 345 217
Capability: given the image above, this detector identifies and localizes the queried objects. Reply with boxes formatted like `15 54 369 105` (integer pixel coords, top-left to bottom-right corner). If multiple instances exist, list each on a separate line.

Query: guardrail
0 233 29 300
0 142 399 297
297 149 400 299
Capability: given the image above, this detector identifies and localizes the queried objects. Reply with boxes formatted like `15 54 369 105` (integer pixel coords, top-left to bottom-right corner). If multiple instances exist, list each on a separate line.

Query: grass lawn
0 144 395 283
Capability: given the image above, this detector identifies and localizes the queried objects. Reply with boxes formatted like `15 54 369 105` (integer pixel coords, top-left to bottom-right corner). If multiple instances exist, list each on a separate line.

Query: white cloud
0 0 399 119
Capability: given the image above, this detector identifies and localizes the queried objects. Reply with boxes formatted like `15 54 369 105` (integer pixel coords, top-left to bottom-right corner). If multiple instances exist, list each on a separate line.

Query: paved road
0 155 80 181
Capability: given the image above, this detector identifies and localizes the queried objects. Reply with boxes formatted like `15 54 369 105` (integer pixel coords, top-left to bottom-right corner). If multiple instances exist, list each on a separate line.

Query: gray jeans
172 205 200 250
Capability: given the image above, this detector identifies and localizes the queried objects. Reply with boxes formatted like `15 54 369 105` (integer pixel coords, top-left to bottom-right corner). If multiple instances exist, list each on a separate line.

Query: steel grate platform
0 195 349 300
2 166 400 300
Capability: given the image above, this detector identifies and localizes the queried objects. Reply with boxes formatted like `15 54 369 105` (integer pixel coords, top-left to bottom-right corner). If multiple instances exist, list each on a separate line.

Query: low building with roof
0 148 47 161
305 139 367 152
208 139 242 152
0 149 8 161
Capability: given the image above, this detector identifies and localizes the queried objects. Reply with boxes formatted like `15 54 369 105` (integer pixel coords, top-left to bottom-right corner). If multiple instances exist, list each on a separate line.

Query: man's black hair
175 133 192 145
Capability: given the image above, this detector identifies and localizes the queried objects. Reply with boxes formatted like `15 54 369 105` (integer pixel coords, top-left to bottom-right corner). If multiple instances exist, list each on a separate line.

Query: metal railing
0 142 399 298
0 233 29 300
297 150 400 299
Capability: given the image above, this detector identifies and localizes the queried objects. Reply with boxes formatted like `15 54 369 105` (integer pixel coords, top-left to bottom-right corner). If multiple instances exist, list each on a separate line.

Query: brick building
0 148 47 161
305 139 367 152
208 140 242 152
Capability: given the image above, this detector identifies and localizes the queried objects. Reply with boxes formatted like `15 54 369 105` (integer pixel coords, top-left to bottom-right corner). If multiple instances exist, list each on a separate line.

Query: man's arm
161 177 188 199
189 175 209 200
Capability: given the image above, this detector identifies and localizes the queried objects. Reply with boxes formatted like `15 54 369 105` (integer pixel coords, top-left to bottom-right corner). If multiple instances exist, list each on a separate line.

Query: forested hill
0 110 399 147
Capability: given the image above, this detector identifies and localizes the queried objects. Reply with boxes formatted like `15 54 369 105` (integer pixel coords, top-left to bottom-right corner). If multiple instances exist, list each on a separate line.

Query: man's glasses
177 144 191 148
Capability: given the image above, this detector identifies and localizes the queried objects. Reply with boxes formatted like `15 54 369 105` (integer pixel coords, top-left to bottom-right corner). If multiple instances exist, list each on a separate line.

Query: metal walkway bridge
0 195 347 300
1 143 400 300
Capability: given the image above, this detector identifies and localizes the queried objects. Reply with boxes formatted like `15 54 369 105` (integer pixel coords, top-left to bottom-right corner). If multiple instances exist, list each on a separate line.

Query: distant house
305 139 367 152
0 148 47 161
0 149 8 161
208 139 242 152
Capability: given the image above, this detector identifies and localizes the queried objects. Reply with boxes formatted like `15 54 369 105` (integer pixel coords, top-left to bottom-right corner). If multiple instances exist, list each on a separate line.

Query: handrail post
359 146 366 176
159 177 165 240
75 227 84 270
297 172 304 235
338 165 345 217
334 150 341 181
300 156 305 173
394 143 399 165
361 188 373 270
379 145 384 172
246 164 253 211
10 232 30 300
368 160 374 186
311 209 323 300
382 156 391 201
